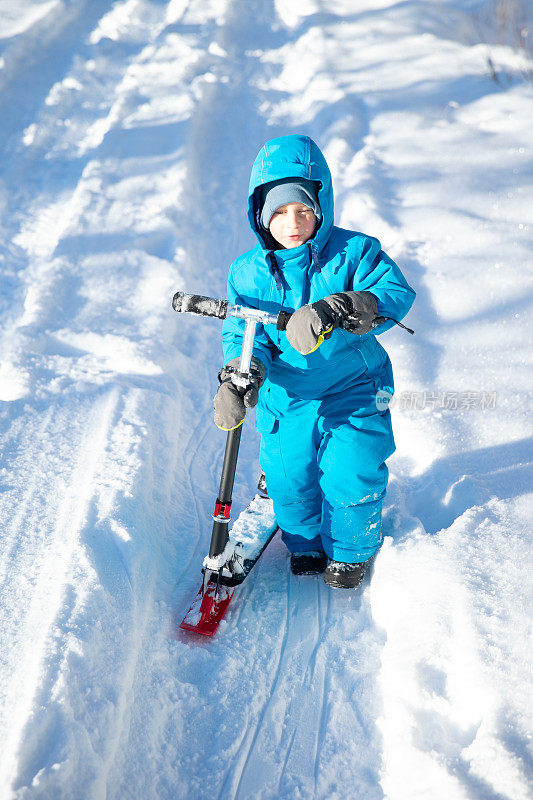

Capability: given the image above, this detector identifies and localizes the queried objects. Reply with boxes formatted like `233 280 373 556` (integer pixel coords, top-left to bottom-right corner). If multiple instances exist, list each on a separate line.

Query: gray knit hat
260 177 321 230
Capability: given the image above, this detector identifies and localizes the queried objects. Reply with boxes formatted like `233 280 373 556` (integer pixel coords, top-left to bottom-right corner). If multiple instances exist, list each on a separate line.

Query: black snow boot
324 559 368 589
290 550 328 575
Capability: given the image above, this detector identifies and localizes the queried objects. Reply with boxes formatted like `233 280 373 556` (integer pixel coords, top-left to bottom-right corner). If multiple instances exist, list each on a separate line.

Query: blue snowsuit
223 135 415 563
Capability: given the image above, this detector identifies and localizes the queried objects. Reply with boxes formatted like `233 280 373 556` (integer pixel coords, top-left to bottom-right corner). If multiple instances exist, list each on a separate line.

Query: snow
0 1 532 799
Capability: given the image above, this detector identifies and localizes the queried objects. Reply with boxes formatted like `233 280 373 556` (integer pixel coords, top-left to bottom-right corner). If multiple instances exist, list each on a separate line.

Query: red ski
180 580 235 636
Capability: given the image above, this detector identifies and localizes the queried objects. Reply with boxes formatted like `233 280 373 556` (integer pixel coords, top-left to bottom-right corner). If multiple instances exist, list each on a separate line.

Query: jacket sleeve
221 269 275 373
350 236 416 334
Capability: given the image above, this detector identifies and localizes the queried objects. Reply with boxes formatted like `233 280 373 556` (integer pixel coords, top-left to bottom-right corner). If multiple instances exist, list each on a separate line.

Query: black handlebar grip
172 292 229 319
276 310 292 331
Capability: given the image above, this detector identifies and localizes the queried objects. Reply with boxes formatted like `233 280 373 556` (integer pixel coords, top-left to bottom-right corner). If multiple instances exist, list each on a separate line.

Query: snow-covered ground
0 1 532 798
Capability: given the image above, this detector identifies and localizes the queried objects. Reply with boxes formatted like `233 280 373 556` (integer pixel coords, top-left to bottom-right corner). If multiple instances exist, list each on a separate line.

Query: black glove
213 357 266 431
285 291 378 355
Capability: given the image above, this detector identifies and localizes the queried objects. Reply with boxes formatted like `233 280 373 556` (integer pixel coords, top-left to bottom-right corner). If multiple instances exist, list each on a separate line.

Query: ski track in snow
0 1 532 798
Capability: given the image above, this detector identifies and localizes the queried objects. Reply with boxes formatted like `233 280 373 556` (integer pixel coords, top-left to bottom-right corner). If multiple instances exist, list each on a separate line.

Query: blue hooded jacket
222 135 415 429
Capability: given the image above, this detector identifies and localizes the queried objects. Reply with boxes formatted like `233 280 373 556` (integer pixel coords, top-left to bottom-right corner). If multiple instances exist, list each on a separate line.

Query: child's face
268 202 317 249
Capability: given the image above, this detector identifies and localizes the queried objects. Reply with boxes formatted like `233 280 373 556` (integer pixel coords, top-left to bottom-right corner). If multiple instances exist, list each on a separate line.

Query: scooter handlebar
172 292 397 334
172 291 287 328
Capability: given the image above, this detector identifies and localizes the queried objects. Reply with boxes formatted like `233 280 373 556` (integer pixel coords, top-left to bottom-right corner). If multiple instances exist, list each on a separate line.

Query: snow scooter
172 292 291 636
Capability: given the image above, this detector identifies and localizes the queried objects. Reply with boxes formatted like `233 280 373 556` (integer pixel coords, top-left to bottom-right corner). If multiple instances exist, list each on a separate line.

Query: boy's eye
270 207 313 219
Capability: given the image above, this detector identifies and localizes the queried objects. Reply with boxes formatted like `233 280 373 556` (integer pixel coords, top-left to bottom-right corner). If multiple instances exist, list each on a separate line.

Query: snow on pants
258 386 395 563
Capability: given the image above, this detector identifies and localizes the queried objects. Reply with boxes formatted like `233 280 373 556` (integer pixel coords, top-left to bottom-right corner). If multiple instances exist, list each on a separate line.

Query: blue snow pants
257 384 395 563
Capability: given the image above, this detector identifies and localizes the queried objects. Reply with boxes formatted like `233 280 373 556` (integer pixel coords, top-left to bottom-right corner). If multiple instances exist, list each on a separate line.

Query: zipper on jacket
308 241 321 273
266 250 283 291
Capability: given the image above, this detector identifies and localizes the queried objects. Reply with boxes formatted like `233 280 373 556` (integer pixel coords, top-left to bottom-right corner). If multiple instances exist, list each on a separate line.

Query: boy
214 135 415 588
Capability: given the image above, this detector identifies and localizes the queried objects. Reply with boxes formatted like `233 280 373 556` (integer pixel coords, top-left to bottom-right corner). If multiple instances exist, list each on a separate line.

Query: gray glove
285 291 378 355
213 357 266 431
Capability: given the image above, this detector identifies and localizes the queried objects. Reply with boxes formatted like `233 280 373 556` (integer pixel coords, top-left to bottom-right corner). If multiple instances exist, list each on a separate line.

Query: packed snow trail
0 1 532 799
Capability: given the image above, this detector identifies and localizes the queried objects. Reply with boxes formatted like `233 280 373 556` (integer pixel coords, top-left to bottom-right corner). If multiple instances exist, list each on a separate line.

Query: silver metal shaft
233 318 258 387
